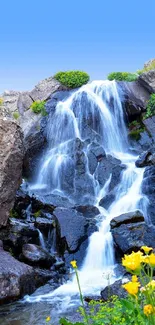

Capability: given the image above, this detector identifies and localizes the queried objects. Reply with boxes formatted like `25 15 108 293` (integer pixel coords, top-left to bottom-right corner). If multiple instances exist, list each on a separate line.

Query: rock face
0 242 35 304
118 81 150 120
110 210 144 229
135 150 155 167
0 118 24 227
29 77 67 102
142 166 155 225
22 243 56 267
143 116 155 143
139 70 155 93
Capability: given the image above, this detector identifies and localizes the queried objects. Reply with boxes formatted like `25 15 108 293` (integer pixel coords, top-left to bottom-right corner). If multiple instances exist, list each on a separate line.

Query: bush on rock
54 70 90 89
144 94 155 119
30 100 47 116
107 72 138 82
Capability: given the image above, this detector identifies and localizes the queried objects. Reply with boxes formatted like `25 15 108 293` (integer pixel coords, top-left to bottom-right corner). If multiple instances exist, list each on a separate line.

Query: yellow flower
70 260 77 268
146 280 155 289
122 251 143 272
143 304 154 316
132 275 138 282
141 255 150 263
122 281 140 295
149 253 155 267
46 316 51 322
141 246 153 254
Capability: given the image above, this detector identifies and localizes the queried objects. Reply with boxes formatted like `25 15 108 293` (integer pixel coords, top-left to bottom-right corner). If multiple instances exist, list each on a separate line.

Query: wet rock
53 207 97 254
143 116 155 143
0 246 35 304
34 217 56 231
75 205 100 219
111 222 155 254
110 210 144 229
101 279 128 301
22 244 56 267
135 150 152 167
0 118 24 227
99 192 115 209
118 81 150 120
142 166 155 224
139 70 155 93
87 142 105 174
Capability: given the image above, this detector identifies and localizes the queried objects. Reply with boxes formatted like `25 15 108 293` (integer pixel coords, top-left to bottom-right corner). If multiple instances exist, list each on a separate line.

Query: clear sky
0 0 155 93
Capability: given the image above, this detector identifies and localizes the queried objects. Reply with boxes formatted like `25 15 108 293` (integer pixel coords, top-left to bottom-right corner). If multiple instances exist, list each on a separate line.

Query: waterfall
38 229 46 250
26 80 148 304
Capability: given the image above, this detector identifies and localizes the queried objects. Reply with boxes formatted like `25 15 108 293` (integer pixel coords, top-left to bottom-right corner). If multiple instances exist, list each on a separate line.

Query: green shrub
30 100 47 116
107 72 138 82
144 94 155 119
13 112 20 119
54 70 90 89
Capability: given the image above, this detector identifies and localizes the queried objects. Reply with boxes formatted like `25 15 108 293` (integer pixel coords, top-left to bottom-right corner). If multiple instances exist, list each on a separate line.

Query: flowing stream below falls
0 80 149 325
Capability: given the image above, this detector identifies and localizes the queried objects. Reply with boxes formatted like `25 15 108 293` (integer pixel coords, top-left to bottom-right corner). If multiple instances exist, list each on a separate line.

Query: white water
25 80 148 307
38 229 46 250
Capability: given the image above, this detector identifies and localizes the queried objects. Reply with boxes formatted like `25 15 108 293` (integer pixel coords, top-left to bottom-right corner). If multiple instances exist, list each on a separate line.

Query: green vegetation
51 247 155 325
107 72 138 82
33 210 41 218
129 120 140 129
129 128 144 141
0 98 3 106
137 59 155 75
144 94 155 119
54 70 90 89
13 112 20 119
10 209 19 219
30 100 47 116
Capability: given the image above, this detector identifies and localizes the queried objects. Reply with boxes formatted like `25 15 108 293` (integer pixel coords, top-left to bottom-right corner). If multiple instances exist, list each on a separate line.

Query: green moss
30 100 47 116
33 210 41 218
54 70 90 89
13 112 20 119
129 128 144 141
129 120 140 128
0 98 3 106
10 209 19 218
107 72 138 82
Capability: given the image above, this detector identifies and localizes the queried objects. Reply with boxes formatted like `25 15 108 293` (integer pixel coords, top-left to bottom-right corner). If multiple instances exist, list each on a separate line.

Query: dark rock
139 70 155 93
99 192 115 209
34 217 56 231
0 247 35 304
143 116 155 143
101 279 128 301
22 244 56 267
0 118 24 227
75 205 100 219
142 166 155 224
111 222 155 254
53 207 97 254
135 150 152 167
110 210 144 229
117 81 150 120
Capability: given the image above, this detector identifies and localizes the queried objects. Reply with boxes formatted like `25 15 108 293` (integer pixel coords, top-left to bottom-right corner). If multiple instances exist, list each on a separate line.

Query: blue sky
0 0 155 93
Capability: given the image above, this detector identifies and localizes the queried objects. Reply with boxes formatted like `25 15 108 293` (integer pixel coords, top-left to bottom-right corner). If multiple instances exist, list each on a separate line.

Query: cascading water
26 80 148 309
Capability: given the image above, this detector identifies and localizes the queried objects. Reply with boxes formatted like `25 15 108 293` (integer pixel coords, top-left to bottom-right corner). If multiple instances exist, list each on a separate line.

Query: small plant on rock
144 94 155 119
0 98 3 106
30 100 47 116
13 112 20 119
54 71 90 89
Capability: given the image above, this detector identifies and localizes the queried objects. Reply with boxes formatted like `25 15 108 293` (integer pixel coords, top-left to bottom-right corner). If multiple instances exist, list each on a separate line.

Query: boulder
142 166 155 224
111 222 155 254
135 150 152 167
34 217 56 231
1 90 21 115
110 210 144 229
17 92 33 115
101 279 128 301
0 118 24 227
143 116 155 143
29 77 67 102
22 243 56 267
99 192 115 210
139 70 155 93
118 81 150 120
0 244 35 304
53 207 97 253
